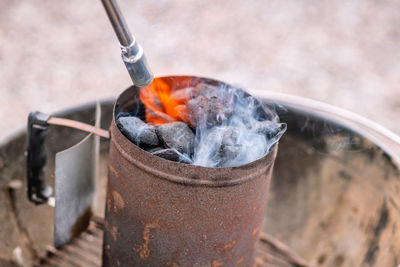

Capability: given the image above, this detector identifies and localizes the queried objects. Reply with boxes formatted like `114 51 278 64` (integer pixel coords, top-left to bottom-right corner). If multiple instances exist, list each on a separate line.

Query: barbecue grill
1 89 399 266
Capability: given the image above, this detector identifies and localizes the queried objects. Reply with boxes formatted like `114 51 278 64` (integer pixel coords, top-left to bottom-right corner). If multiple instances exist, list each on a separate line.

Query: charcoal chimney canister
103 76 279 266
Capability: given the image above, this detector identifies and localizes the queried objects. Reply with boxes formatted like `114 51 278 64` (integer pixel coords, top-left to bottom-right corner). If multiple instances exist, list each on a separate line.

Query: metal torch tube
101 0 154 87
101 0 133 47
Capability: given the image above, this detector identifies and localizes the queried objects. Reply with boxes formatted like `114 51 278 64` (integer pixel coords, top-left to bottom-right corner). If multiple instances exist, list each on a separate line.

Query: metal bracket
26 111 53 204
26 110 109 205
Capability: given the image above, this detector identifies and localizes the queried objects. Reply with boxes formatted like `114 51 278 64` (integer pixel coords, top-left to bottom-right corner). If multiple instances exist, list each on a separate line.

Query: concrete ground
0 0 399 140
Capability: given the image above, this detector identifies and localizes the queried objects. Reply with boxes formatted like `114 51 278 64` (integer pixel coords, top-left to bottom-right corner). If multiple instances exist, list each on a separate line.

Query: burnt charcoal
211 127 242 166
117 116 159 146
193 126 242 167
155 122 195 154
186 91 234 128
152 148 192 164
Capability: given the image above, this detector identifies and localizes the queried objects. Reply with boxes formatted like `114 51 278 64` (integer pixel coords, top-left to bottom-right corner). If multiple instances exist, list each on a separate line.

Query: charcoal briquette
117 116 159 146
151 148 192 164
156 122 195 155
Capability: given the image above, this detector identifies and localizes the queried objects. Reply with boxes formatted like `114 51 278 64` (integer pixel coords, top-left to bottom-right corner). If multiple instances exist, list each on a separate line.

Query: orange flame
139 77 192 124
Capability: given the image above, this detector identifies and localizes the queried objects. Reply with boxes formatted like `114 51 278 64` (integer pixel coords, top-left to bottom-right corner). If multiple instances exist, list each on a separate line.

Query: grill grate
35 218 308 267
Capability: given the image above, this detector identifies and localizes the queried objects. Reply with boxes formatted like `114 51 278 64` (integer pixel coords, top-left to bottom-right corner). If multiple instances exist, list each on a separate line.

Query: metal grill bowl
0 87 399 266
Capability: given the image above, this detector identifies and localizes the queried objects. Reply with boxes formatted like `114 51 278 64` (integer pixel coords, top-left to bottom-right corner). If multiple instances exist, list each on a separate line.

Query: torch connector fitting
120 39 153 88
120 37 142 63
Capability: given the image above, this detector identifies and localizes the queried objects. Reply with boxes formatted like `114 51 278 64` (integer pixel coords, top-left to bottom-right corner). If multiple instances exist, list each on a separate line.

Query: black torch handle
26 111 53 205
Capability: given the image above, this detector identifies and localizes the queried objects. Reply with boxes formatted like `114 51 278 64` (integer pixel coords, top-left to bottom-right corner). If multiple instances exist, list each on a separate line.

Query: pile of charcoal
117 83 286 167
117 117 195 164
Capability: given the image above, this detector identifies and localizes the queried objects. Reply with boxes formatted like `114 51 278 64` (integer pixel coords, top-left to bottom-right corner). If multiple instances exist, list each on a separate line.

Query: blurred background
0 0 399 140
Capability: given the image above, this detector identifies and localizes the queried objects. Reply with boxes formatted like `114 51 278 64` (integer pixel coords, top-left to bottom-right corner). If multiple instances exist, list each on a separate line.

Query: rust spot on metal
70 207 92 241
108 165 119 176
133 222 160 260
222 239 238 252
111 190 125 212
107 198 111 213
252 228 259 237
236 257 244 264
165 261 180 267
110 226 118 241
212 260 224 267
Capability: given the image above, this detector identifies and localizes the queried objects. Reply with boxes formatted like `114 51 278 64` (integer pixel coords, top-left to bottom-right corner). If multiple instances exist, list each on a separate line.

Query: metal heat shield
54 103 100 248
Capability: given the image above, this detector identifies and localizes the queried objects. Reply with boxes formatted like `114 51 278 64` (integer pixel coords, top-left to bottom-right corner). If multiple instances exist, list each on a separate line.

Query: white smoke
190 84 286 167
